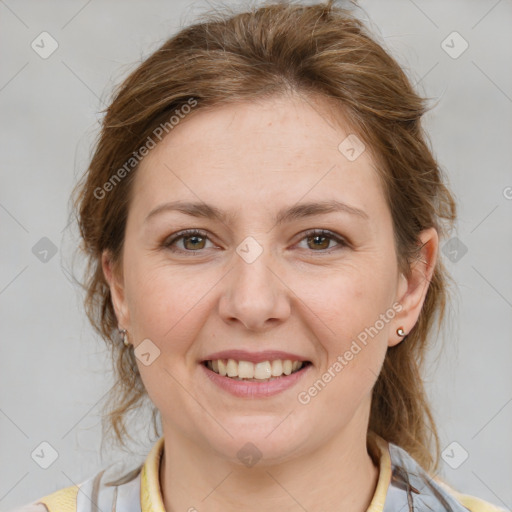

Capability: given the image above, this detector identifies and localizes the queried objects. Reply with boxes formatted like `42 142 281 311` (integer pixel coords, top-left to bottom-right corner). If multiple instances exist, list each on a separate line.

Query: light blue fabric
383 442 471 511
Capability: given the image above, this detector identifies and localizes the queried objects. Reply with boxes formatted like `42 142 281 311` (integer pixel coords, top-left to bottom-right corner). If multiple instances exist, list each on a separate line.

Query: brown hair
72 0 457 474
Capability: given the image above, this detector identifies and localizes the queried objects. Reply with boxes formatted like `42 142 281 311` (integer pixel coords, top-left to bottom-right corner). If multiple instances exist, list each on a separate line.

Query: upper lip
201 350 310 364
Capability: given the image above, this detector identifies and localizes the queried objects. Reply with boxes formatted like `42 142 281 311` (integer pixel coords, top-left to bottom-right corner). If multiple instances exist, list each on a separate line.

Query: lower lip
200 362 312 398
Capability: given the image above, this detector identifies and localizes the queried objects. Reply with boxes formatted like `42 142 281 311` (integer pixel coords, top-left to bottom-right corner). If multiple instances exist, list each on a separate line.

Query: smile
200 358 312 398
203 358 310 381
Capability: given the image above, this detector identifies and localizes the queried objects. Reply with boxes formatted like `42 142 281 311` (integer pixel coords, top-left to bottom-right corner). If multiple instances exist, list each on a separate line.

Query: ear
390 227 438 347
101 250 130 329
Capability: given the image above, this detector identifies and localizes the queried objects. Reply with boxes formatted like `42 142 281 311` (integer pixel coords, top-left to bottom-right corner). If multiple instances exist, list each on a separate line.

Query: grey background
1 0 511 510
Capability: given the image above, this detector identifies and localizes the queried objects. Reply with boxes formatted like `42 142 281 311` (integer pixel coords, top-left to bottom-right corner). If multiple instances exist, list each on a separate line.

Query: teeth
206 359 305 379
271 360 283 376
226 359 238 377
254 361 272 379
238 360 254 379
218 359 227 376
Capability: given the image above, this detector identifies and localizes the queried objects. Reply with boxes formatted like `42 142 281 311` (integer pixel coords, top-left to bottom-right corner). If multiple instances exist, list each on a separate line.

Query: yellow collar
140 436 166 512
140 431 391 512
366 431 393 511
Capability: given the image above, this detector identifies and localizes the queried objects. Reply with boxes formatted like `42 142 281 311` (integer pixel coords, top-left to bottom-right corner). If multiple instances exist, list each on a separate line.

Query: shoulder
436 480 510 512
380 437 508 512
6 464 142 512
5 482 78 512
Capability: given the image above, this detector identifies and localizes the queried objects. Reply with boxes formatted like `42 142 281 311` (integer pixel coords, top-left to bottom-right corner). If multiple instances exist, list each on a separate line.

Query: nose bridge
233 234 278 298
219 234 290 328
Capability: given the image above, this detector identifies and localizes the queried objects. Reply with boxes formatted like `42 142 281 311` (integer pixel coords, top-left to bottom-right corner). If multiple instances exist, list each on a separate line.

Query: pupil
310 235 328 250
185 235 204 249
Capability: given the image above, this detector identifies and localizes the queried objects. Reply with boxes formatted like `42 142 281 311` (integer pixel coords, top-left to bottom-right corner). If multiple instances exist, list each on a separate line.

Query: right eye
162 229 215 253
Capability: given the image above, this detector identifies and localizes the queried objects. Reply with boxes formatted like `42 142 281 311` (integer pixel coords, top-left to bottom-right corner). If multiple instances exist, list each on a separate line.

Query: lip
201 350 309 364
200 361 312 398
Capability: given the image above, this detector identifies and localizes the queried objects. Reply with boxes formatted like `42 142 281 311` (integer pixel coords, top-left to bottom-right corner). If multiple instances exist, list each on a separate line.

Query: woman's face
103 93 437 464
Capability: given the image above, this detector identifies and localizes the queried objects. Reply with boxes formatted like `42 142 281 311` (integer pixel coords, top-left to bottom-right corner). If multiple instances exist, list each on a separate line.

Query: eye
296 229 347 253
162 228 348 254
163 229 214 252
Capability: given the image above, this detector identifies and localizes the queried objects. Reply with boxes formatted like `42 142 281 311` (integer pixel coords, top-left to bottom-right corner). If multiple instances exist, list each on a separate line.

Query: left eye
163 229 346 253
297 229 347 252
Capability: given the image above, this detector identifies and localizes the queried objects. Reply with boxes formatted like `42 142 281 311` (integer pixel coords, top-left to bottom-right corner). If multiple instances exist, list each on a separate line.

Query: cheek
292 260 393 395
294 260 393 338
124 255 218 358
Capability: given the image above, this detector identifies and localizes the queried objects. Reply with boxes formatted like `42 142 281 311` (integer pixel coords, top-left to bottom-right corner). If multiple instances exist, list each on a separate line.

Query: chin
204 420 308 467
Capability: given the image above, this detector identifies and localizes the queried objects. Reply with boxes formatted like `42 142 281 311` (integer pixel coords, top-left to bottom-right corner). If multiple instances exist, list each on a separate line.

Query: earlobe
101 250 130 328
389 227 439 347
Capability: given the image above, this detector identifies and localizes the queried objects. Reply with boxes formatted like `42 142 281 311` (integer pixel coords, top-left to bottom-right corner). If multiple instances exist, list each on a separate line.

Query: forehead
130 93 387 226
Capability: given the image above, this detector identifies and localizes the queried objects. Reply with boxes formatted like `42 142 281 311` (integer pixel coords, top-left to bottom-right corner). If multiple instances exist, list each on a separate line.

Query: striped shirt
9 432 508 512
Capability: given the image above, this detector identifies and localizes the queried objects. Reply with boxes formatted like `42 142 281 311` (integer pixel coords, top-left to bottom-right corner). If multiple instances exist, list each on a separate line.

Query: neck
159 411 379 512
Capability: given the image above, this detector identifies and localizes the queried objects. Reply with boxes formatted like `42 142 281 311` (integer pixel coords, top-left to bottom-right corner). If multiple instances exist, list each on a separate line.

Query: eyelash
162 228 348 254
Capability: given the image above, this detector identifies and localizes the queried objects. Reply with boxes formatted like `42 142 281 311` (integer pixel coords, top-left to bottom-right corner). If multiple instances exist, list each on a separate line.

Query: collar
139 431 392 512
366 431 393 511
140 435 166 512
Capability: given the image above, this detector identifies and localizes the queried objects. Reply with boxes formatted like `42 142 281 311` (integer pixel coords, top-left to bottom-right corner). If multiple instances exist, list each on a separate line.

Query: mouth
201 358 312 382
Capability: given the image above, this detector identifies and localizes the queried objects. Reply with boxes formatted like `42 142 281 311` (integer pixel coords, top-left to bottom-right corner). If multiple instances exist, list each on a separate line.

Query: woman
10 1 507 511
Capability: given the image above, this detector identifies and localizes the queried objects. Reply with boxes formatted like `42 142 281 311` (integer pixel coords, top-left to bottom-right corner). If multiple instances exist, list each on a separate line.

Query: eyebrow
144 199 369 225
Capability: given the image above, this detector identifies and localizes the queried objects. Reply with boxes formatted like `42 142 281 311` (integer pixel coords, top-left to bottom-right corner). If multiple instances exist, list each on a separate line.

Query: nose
218 243 291 331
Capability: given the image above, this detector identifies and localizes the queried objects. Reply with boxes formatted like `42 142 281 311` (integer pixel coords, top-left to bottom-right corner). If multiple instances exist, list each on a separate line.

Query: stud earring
396 327 406 337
